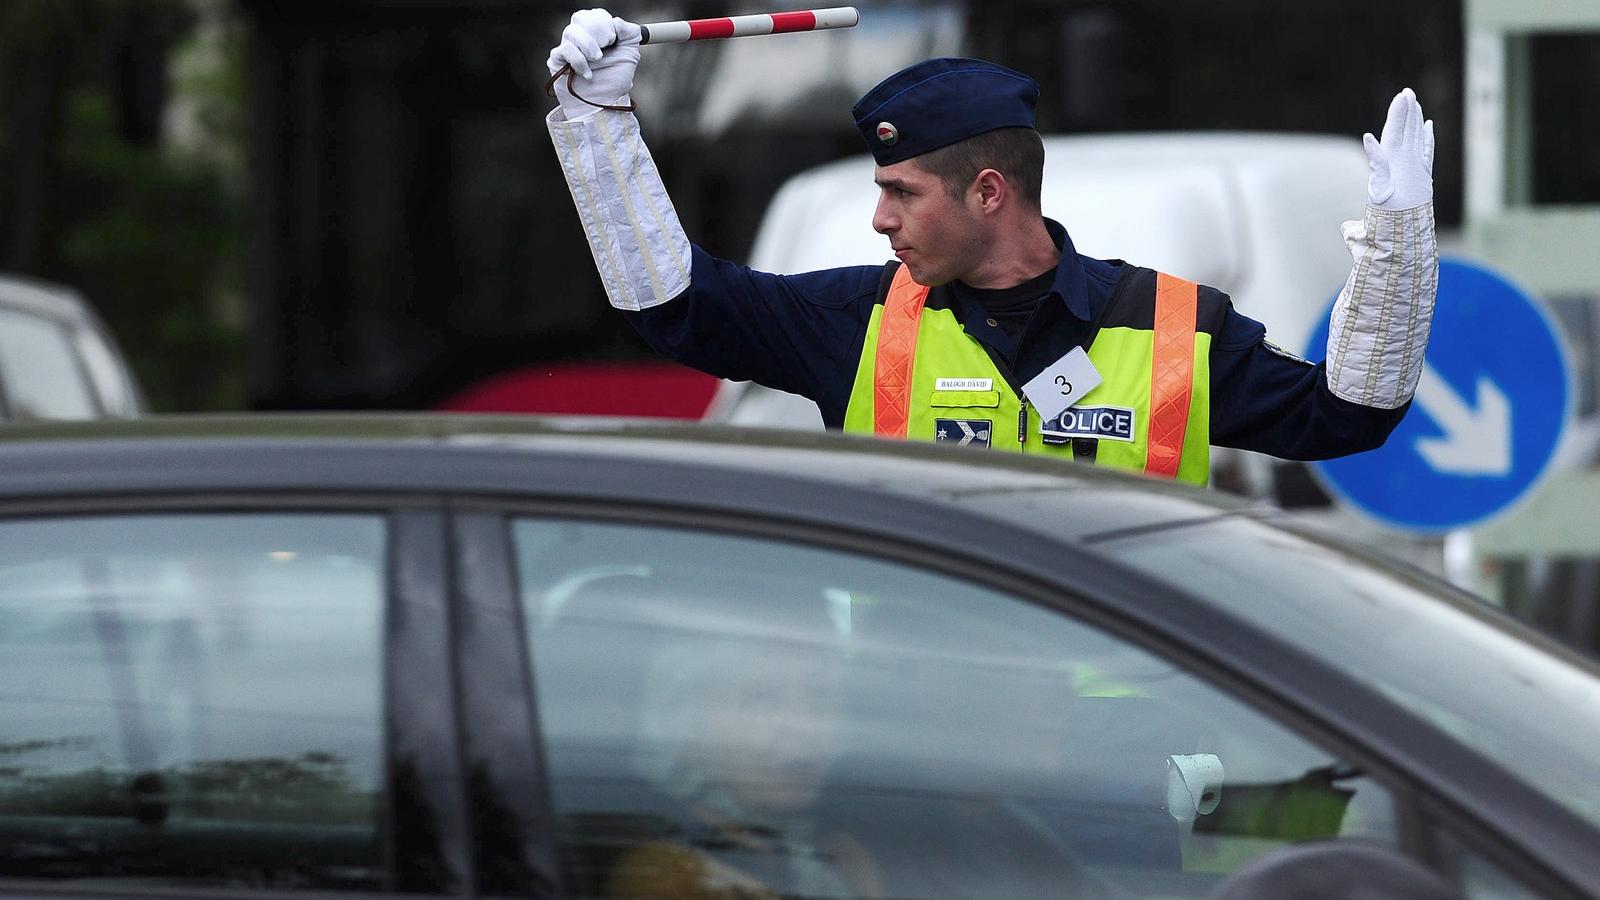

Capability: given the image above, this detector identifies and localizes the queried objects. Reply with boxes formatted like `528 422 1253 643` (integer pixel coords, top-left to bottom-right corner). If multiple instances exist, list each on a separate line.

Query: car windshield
1090 512 1600 829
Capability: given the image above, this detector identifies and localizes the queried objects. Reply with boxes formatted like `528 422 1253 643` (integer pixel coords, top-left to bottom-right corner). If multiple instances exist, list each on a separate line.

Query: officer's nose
872 194 897 236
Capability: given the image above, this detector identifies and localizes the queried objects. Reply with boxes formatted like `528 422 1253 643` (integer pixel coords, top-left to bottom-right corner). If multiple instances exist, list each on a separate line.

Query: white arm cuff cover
547 107 692 311
1325 202 1439 409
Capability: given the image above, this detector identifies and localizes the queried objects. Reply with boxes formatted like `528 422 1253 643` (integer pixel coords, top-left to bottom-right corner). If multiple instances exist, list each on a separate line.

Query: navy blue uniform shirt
624 220 1407 460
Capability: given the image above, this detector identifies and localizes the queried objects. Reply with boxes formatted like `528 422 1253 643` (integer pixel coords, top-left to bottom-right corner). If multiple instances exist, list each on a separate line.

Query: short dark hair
914 127 1044 209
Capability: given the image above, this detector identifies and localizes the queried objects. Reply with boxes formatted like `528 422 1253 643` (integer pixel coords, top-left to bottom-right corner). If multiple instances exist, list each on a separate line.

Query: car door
0 497 469 898
500 509 1459 899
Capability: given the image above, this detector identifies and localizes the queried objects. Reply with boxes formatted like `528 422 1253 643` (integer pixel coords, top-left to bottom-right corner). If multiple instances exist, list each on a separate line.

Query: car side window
0 513 387 891
0 308 98 420
515 520 1403 900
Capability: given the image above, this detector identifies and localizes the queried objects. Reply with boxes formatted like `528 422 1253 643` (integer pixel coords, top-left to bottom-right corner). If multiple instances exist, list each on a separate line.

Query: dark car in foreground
0 416 1595 900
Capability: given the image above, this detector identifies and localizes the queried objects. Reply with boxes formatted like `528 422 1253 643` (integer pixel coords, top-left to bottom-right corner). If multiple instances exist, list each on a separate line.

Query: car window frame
447 506 563 896
0 492 469 899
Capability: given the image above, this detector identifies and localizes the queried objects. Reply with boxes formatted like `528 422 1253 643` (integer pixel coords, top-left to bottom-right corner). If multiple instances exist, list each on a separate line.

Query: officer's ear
972 168 1009 215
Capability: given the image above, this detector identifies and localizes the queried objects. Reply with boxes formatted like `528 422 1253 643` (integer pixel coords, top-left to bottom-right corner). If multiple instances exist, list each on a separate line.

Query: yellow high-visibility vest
843 263 1221 485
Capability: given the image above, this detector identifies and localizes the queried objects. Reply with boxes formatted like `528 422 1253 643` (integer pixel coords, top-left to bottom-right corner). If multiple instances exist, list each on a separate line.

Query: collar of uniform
943 218 1088 318
1043 218 1091 320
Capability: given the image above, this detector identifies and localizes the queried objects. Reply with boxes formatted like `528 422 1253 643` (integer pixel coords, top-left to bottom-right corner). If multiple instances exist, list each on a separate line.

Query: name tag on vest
1041 405 1137 444
936 377 993 391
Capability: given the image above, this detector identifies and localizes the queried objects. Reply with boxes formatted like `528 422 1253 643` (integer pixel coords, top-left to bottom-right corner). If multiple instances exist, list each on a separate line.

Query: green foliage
60 84 246 411
0 0 250 412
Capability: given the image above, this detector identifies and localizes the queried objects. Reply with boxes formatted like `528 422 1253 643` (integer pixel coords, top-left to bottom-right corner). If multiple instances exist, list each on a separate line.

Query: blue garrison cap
852 58 1039 166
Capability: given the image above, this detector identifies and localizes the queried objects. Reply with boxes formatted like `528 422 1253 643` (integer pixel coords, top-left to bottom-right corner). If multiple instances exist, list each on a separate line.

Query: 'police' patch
935 418 991 448
1040 406 1136 444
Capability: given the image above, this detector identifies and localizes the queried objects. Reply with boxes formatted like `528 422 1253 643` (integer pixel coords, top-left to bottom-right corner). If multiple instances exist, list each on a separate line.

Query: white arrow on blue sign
1302 257 1573 533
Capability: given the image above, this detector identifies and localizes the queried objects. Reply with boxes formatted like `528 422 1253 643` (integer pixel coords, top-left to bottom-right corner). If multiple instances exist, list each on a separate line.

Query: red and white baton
639 7 860 45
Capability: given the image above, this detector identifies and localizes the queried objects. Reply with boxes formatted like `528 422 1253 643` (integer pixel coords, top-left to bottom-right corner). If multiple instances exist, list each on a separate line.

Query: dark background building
0 0 1470 413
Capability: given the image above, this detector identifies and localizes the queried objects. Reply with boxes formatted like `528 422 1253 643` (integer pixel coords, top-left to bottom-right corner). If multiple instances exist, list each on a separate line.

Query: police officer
545 9 1437 486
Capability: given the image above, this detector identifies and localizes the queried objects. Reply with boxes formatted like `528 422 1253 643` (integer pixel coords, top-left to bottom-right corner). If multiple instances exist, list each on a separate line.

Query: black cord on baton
544 63 637 112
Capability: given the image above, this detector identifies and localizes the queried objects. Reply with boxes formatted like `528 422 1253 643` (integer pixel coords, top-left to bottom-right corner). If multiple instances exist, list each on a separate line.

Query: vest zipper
1017 398 1028 449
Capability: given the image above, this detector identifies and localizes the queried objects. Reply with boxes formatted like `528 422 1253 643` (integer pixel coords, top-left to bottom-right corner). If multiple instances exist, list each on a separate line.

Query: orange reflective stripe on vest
1146 273 1198 478
873 265 931 437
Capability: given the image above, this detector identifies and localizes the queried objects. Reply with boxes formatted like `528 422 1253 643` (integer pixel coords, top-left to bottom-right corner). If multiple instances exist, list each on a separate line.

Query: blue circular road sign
1303 258 1573 533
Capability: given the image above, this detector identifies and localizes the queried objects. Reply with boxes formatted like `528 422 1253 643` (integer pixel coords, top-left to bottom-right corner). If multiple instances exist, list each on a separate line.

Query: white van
708 132 1371 497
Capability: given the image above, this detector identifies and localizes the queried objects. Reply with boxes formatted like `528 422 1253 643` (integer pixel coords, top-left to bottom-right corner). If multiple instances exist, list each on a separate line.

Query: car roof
0 413 1257 543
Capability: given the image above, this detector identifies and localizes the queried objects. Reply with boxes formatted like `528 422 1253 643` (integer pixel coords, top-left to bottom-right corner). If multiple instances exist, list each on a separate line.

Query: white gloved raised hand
546 8 642 119
1364 88 1435 211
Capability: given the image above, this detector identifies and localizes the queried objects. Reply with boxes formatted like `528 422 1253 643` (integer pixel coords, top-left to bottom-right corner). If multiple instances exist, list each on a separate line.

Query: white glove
547 8 642 120
1363 88 1435 211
